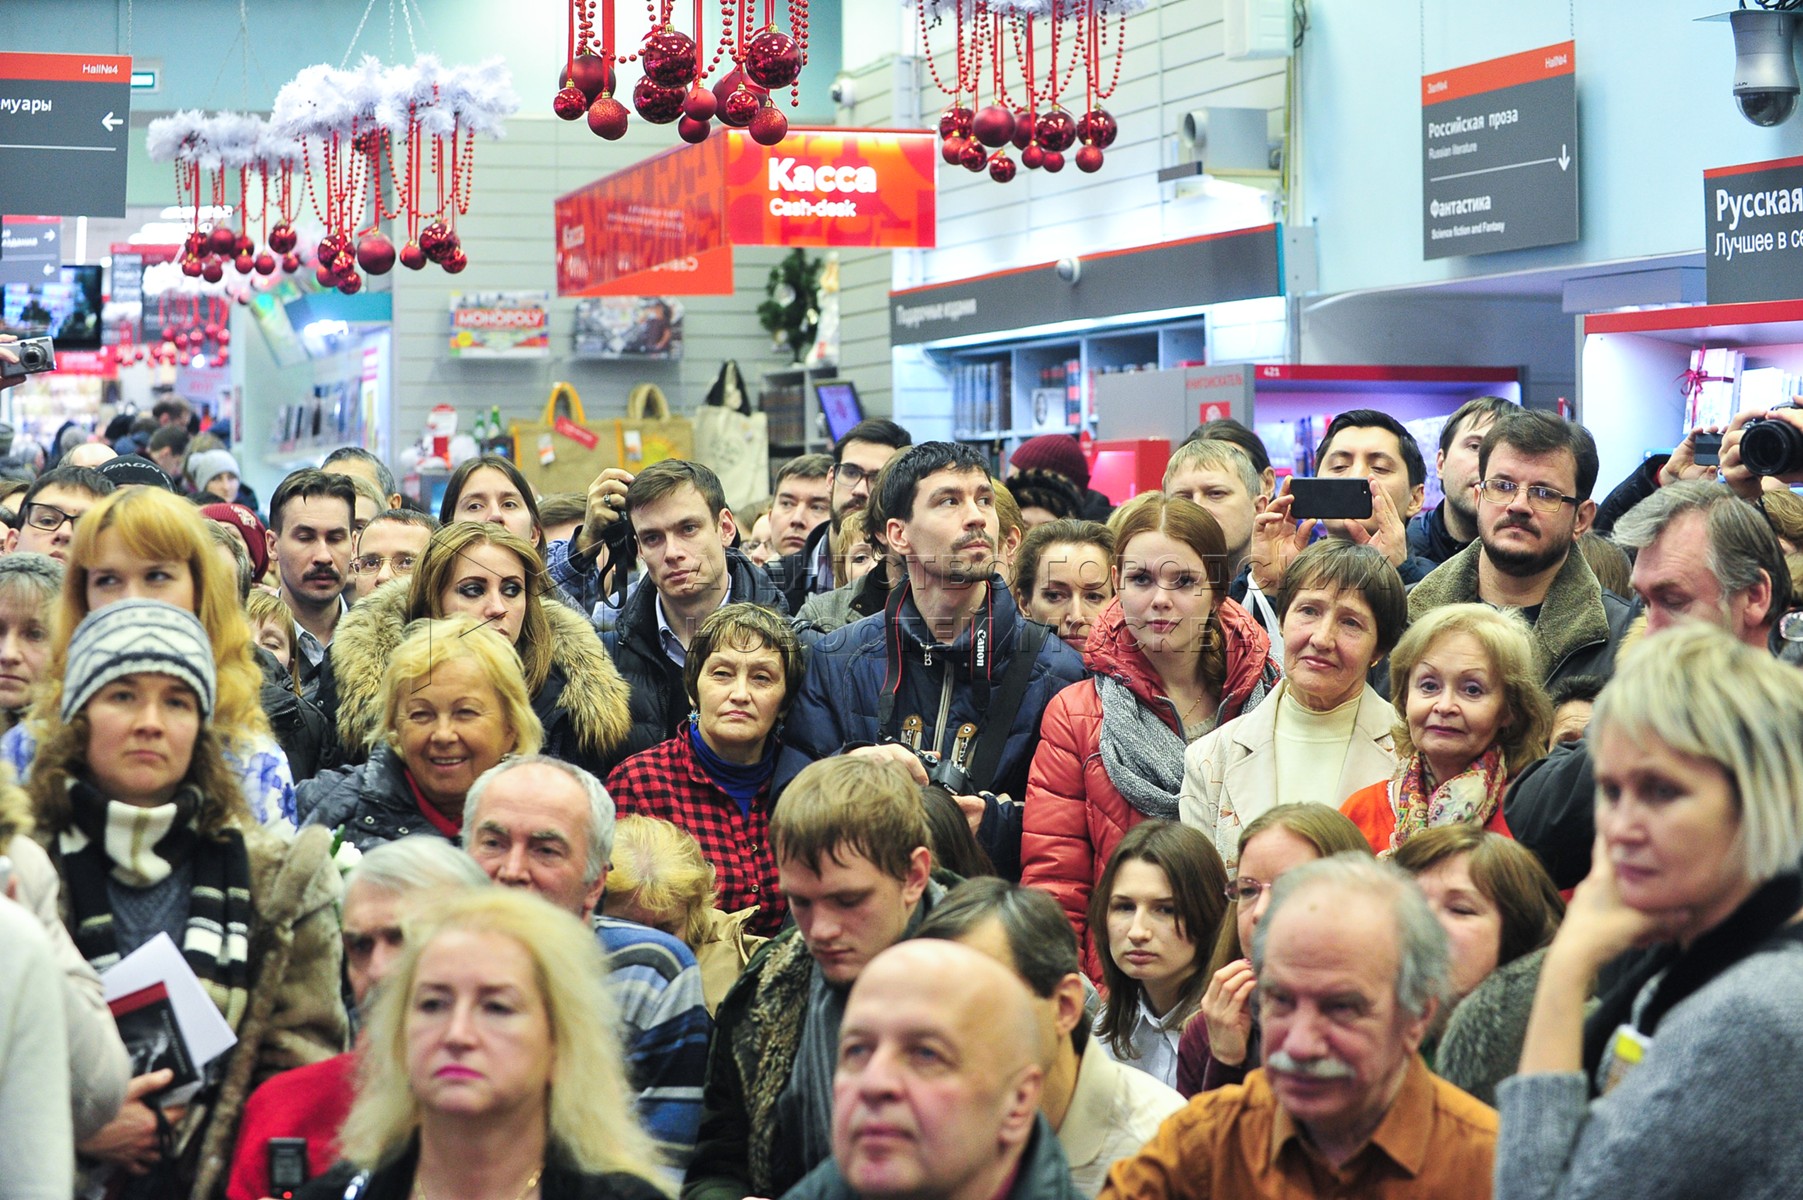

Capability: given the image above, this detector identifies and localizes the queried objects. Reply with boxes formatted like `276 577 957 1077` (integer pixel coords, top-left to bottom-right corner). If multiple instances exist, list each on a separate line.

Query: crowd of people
4 336 1803 1200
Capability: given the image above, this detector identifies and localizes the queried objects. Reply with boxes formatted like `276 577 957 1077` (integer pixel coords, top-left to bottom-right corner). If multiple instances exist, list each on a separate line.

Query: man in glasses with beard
780 442 1085 879
1405 410 1633 691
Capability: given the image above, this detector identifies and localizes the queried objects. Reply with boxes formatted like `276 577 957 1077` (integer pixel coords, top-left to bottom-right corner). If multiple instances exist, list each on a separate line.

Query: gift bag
511 382 613 495
618 382 694 469
690 361 771 510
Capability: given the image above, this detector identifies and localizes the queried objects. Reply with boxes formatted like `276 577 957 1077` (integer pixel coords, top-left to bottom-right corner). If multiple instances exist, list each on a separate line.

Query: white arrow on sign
42 263 54 276
43 229 55 242
1559 144 1570 171
101 111 122 132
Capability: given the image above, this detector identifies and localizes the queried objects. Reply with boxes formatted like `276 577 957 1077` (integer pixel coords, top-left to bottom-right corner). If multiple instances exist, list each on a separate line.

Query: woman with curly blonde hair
308 888 669 1200
0 485 295 825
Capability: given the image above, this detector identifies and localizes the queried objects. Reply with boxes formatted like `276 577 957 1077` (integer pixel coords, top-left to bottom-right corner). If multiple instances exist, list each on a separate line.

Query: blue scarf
688 721 777 817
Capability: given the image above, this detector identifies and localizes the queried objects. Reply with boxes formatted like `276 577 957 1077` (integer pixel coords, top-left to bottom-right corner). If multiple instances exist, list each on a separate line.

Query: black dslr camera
0 336 55 379
1741 403 1803 477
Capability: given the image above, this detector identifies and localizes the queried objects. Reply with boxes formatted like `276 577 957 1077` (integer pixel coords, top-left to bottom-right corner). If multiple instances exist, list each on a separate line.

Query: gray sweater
1495 940 1803 1200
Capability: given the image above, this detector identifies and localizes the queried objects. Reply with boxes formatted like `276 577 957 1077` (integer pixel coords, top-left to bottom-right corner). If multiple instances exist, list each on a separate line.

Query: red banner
554 127 936 296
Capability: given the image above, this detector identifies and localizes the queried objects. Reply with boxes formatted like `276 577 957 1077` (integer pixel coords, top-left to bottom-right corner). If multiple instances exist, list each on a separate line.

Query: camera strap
876 578 1047 790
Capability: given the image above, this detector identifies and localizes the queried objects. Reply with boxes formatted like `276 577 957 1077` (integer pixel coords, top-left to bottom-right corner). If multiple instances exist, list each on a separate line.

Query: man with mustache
267 468 358 699
1101 856 1497 1200
1406 410 1632 691
780 442 1086 878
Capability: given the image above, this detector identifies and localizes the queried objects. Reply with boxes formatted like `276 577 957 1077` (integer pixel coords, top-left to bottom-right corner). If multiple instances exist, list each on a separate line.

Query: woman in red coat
1021 493 1281 981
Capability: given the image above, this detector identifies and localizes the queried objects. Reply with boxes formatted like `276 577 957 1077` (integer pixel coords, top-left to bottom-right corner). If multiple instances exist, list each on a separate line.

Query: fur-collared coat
323 578 633 781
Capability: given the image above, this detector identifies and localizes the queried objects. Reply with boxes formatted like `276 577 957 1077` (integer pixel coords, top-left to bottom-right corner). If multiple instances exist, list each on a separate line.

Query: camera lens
1741 418 1803 477
1738 89 1799 127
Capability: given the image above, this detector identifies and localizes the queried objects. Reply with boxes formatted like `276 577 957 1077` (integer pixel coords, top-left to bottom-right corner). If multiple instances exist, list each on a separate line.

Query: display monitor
1 265 102 349
814 379 865 443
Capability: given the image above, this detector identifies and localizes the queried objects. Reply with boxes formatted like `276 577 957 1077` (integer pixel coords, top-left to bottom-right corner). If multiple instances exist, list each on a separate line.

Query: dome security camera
1731 9 1800 127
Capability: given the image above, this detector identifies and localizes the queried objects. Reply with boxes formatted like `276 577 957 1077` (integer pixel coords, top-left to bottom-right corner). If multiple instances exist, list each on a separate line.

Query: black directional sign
1421 41 1579 259
0 52 132 218
0 216 63 287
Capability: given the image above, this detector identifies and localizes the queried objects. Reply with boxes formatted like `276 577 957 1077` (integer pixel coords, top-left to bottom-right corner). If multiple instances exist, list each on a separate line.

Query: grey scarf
1097 675 1189 821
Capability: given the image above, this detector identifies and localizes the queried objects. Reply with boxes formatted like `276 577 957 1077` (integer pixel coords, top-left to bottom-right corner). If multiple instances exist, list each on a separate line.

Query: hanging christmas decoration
552 0 809 146
915 0 1135 185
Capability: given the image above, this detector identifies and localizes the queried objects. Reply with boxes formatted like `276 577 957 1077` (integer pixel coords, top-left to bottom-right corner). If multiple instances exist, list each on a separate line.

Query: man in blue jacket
781 442 1086 878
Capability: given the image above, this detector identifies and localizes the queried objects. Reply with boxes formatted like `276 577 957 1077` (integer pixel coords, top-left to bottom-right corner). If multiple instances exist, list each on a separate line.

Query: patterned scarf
60 778 255 1028
1385 747 1509 856
1096 675 1188 821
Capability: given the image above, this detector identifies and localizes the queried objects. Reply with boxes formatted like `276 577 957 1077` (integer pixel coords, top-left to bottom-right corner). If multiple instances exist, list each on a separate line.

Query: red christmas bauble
338 271 363 294
180 256 205 278
207 226 237 256
281 252 301 273
568 53 616 101
678 115 712 144
173 332 191 350
358 234 397 274
316 264 340 288
216 329 232 346
267 223 298 254
712 70 767 127
958 140 987 172
183 231 208 256
941 135 968 165
352 129 383 157
748 105 788 146
633 77 686 124
987 152 1017 183
1020 143 1045 170
1042 150 1066 173
1075 145 1104 173
1077 108 1118 149
253 252 276 275
744 27 803 90
400 242 428 270
442 250 469 274
330 249 356 277
234 234 254 256
233 251 254 274
316 233 346 265
1011 112 1037 151
202 260 225 283
437 234 462 264
204 322 222 340
721 86 763 128
683 85 717 121
641 27 699 87
971 105 1015 148
553 86 588 121
938 106 974 139
587 95 630 140
1035 109 1077 153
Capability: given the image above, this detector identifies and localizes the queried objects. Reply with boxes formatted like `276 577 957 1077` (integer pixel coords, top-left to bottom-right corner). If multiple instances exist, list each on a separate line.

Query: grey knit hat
62 599 216 722
186 448 240 493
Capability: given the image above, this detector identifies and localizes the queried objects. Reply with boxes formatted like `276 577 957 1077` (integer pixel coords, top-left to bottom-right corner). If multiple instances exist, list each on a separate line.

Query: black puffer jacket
255 646 333 784
601 548 788 762
294 744 446 851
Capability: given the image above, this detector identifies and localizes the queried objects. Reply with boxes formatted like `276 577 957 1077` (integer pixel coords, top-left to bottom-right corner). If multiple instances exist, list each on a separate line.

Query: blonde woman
1 486 296 825
1341 603 1553 854
299 888 668 1200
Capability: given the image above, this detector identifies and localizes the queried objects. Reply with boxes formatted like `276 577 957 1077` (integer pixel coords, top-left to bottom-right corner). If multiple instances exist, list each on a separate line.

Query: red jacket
1021 597 1280 981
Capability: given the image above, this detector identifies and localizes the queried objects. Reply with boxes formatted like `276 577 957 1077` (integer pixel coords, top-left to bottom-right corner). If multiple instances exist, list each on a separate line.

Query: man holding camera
780 443 1086 879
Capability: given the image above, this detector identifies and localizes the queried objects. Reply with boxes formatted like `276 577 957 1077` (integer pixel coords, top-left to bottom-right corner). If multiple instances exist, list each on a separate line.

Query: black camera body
1741 404 1803 477
0 336 54 379
926 753 972 795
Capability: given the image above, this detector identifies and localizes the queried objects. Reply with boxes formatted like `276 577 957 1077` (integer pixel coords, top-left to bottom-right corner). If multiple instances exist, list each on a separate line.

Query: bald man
781 940 1084 1200
65 442 116 469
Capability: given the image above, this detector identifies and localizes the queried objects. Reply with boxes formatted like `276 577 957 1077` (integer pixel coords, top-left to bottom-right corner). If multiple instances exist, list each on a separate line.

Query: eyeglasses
1476 479 1581 513
834 462 873 487
22 502 83 533
1224 877 1275 904
350 553 418 576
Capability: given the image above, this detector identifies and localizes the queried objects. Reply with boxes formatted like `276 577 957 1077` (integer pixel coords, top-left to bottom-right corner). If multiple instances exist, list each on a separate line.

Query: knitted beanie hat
63 599 216 722
187 449 241 493
96 454 175 492
1010 434 1090 490
198 502 270 579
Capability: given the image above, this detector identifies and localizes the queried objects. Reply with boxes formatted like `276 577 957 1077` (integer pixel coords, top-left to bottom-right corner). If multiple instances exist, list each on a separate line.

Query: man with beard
781 443 1086 879
767 419 913 616
267 468 358 699
1406 410 1632 692
1406 396 1516 567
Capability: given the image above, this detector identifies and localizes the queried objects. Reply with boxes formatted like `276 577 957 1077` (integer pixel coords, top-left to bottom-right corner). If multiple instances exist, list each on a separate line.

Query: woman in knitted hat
0 487 303 827
26 598 346 1200
186 448 243 504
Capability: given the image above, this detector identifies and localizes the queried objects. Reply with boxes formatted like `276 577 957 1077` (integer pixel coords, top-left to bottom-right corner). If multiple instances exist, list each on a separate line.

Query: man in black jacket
767 419 912 616
1506 481 1791 888
602 459 787 760
1405 395 1515 567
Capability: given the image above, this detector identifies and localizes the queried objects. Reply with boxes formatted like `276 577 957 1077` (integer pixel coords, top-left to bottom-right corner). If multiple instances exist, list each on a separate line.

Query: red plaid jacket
605 729 787 936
